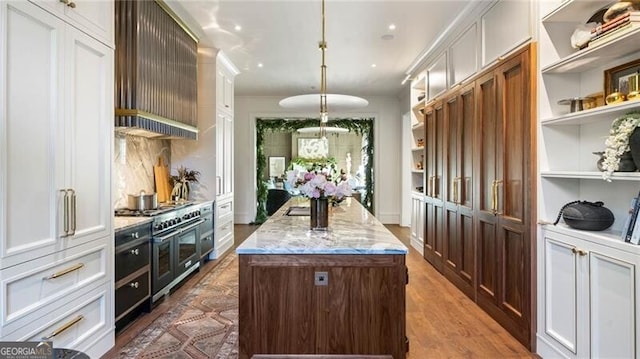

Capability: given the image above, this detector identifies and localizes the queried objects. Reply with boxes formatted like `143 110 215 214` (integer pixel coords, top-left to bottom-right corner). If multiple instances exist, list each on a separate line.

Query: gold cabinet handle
60 189 69 236
69 189 76 235
572 247 588 256
59 0 69 4
494 180 503 215
42 315 83 340
490 180 497 214
433 176 439 198
44 263 84 280
453 177 462 204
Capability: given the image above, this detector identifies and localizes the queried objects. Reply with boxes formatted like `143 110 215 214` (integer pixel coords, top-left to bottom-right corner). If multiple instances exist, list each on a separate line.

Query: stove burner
114 202 194 217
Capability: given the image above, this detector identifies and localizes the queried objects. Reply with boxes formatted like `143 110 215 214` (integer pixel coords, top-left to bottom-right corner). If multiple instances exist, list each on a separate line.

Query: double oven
150 205 203 302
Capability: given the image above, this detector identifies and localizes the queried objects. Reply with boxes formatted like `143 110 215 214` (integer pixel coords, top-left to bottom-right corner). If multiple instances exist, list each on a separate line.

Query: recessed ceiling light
257 63 263 68
234 25 242 31
388 24 396 31
371 64 377 68
381 34 394 41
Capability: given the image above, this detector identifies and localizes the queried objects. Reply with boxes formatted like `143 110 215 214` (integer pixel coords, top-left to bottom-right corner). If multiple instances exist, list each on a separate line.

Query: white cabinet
538 227 639 358
480 0 531 67
217 111 234 198
410 193 425 254
30 0 113 46
0 1 113 355
537 1 640 357
216 55 236 113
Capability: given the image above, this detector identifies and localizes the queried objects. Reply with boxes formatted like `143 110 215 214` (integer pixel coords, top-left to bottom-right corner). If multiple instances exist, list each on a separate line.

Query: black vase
630 127 640 169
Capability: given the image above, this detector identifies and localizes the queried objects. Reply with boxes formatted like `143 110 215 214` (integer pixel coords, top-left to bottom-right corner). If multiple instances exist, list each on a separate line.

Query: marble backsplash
114 134 171 209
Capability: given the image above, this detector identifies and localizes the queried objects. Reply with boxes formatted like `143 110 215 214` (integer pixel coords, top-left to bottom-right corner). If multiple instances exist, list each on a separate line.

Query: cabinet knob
130 248 139 255
131 232 139 239
571 247 588 256
67 1 76 8
130 282 139 288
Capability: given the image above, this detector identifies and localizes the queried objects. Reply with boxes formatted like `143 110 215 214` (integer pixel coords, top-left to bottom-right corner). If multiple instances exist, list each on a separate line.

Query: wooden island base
239 254 407 359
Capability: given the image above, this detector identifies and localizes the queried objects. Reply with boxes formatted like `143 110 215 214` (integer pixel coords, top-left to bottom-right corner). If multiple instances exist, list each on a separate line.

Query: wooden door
476 46 533 348
443 84 476 298
424 101 444 271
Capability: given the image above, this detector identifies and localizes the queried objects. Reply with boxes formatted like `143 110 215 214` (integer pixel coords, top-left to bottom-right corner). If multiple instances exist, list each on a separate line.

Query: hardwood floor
110 224 536 358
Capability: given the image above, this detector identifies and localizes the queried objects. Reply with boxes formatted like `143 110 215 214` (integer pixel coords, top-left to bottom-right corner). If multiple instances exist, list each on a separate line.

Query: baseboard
235 212 253 224
376 213 400 224
536 335 570 359
410 237 423 255
211 235 234 259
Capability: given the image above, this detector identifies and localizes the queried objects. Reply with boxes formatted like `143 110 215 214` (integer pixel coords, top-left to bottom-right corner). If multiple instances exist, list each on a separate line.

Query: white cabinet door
216 111 233 198
29 0 113 46
64 27 112 243
542 235 580 357
586 247 636 358
0 1 65 268
540 229 639 358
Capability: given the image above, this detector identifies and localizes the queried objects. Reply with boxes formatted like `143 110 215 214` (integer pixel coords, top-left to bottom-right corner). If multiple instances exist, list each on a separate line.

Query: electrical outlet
314 271 328 286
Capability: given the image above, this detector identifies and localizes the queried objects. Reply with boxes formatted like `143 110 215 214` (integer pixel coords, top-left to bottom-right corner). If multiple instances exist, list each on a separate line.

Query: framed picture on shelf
604 58 640 97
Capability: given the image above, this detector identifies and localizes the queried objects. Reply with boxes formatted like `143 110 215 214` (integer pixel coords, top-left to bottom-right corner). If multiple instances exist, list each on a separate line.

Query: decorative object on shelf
603 2 638 22
416 155 424 170
286 169 351 230
602 111 640 181
417 138 424 147
594 151 636 172
170 166 200 201
605 58 640 101
557 97 595 112
606 91 627 104
553 200 615 231
585 92 605 109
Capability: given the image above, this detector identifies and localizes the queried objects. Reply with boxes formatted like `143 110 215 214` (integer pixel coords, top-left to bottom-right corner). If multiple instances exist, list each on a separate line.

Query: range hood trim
154 0 199 43
116 109 199 133
115 109 199 140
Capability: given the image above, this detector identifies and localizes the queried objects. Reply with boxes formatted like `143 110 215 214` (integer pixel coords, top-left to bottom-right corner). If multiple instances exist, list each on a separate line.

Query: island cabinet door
238 254 406 359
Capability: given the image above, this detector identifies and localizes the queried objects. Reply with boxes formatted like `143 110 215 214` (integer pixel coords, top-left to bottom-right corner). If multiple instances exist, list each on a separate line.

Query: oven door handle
153 219 205 243
179 219 205 232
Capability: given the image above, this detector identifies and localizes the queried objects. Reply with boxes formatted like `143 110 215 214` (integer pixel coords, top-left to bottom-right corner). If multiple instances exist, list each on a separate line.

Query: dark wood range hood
115 0 198 140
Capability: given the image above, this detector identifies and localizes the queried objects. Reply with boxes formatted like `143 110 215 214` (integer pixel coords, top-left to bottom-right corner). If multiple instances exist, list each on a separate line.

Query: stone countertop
236 197 408 255
114 216 153 232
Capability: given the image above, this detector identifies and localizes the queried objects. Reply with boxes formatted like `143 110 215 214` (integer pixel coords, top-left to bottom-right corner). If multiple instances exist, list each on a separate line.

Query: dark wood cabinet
419 43 535 349
239 254 406 359
474 45 534 348
423 100 445 272
443 83 476 299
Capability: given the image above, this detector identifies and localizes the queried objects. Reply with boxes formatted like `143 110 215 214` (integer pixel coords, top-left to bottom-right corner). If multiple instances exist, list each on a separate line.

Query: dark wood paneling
477 219 497 301
239 254 406 359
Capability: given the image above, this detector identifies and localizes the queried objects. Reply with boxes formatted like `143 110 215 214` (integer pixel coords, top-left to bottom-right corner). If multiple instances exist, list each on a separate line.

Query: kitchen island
237 197 408 359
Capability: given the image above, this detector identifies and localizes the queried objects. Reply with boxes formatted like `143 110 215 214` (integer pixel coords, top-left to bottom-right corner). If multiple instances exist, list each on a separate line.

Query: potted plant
170 166 201 201
602 111 640 181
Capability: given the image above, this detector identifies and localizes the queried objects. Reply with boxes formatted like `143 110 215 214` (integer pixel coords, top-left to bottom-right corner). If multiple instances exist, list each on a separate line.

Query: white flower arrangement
286 169 351 200
602 112 640 182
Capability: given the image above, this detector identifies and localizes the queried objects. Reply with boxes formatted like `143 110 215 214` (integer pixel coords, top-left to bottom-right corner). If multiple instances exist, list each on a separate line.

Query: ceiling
170 0 477 98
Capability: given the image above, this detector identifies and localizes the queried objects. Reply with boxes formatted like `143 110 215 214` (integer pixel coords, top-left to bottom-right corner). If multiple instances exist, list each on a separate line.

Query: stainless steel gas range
116 203 204 303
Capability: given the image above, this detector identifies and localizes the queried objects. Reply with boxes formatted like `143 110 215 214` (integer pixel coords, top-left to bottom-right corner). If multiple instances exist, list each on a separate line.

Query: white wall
234 95 402 224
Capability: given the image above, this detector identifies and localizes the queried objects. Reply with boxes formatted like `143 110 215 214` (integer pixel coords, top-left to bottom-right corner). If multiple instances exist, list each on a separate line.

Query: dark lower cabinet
114 222 152 332
421 43 535 349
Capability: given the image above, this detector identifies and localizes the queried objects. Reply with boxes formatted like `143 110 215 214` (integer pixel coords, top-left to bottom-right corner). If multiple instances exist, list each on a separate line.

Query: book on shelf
589 21 639 48
591 12 631 35
624 189 640 242
629 205 640 245
621 197 637 241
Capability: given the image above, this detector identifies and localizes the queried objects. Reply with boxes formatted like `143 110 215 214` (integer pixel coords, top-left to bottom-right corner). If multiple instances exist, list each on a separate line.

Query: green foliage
253 118 374 223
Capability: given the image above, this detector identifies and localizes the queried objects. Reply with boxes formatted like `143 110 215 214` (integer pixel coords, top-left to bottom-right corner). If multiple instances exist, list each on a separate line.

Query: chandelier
319 0 328 137
278 0 368 135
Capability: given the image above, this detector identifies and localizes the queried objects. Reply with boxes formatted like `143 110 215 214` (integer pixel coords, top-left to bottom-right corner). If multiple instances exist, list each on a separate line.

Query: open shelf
541 170 640 181
541 26 640 74
541 101 640 125
541 223 640 254
541 0 611 23
411 147 424 152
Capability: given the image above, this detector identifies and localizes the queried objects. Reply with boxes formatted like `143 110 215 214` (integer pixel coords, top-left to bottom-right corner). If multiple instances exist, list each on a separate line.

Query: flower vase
310 197 329 231
629 127 640 169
